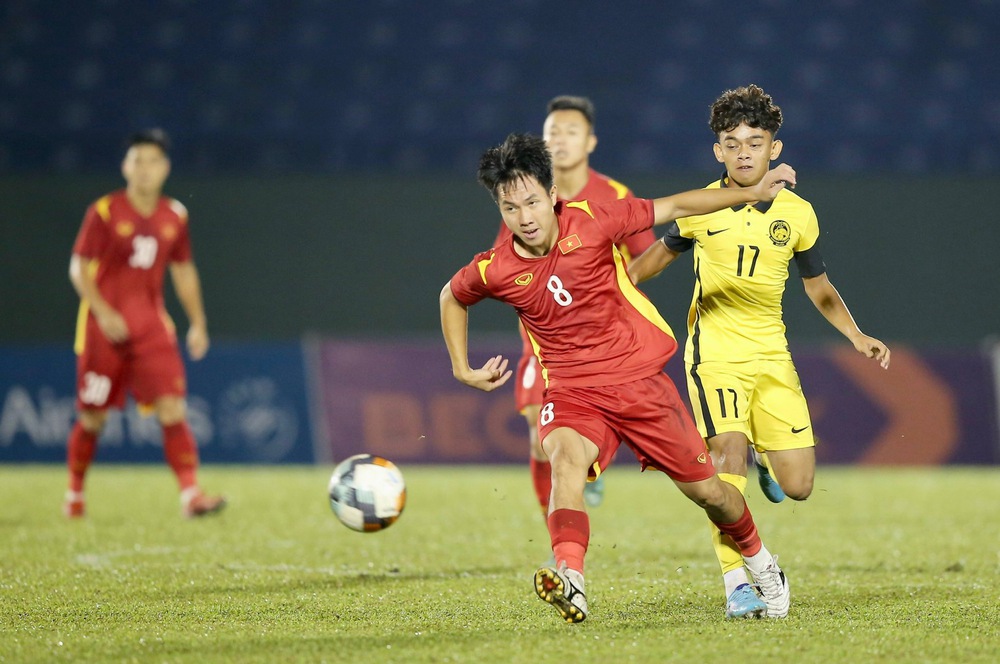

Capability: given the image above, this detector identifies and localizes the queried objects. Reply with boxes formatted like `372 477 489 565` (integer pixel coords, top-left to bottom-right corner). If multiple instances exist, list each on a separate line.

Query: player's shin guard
712 474 749 573
67 421 98 492
547 508 589 573
162 421 200 491
530 457 552 514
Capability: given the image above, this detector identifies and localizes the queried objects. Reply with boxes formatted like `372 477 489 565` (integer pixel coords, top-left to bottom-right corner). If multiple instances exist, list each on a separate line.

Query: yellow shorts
685 359 815 452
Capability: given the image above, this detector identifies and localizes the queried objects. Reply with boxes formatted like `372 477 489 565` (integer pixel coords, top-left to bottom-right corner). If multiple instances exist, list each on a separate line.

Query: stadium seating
1 1 996 174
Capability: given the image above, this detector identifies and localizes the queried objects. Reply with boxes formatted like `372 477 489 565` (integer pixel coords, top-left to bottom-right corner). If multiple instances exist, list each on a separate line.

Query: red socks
548 508 590 572
712 500 762 557
530 457 552 513
67 422 98 492
162 422 200 491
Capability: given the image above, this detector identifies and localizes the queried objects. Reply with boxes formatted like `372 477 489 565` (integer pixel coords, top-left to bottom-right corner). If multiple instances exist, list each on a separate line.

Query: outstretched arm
169 261 210 360
439 283 512 391
628 237 682 284
802 273 890 369
651 164 796 225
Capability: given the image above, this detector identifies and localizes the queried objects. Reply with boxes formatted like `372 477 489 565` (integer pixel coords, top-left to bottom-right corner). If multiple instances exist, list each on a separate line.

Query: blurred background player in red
496 96 657 515
64 129 226 519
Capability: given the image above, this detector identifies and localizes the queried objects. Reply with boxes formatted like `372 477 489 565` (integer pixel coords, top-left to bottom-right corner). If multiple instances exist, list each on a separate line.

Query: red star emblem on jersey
558 234 583 254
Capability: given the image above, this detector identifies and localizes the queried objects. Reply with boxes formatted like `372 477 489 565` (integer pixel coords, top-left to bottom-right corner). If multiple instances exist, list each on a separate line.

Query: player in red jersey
498 96 656 515
64 129 225 519
441 133 795 622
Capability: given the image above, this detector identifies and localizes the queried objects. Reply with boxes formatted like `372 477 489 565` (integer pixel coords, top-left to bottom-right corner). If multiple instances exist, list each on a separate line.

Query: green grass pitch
1 464 997 663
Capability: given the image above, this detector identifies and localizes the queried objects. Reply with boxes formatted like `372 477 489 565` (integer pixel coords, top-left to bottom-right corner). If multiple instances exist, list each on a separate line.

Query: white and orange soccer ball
327 454 406 532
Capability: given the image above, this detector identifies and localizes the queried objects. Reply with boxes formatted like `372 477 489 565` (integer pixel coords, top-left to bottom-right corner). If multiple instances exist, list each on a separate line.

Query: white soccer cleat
751 555 790 618
533 563 588 623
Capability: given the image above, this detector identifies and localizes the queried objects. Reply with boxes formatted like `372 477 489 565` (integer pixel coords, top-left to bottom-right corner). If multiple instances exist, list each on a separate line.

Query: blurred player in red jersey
64 129 226 519
498 96 657 515
441 133 794 622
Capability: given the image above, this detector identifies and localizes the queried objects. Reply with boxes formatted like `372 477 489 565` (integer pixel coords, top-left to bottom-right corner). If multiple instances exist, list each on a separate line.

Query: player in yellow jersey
628 84 890 619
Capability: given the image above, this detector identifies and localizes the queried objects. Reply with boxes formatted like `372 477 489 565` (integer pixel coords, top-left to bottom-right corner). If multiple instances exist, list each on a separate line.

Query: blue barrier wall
0 343 316 464
3 340 997 466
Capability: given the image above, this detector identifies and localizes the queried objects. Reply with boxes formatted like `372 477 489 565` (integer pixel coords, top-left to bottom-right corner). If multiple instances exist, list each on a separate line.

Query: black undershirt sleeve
794 241 827 278
662 221 694 253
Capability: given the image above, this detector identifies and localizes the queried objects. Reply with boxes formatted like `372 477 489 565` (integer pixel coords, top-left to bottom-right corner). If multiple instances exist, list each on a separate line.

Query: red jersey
72 190 192 351
494 169 658 367
452 198 678 389
493 169 655 260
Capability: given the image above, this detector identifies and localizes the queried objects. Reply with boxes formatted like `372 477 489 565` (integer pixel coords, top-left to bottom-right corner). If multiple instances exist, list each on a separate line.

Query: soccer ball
327 454 406 532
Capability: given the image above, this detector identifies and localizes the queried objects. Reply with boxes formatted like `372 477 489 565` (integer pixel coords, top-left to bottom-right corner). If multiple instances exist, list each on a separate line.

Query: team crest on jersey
115 221 135 237
768 220 791 246
161 224 177 241
514 272 534 286
558 234 583 254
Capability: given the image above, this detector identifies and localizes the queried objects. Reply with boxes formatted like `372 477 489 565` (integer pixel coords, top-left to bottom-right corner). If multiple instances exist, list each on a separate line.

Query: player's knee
707 434 750 474
78 409 107 433
684 480 728 511
781 474 814 501
155 397 186 426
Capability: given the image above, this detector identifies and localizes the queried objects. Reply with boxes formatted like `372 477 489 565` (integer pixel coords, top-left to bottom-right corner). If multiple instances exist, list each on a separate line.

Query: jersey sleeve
793 204 820 252
793 205 825 278
449 250 495 306
167 199 193 262
662 221 694 253
590 198 655 244
71 201 111 258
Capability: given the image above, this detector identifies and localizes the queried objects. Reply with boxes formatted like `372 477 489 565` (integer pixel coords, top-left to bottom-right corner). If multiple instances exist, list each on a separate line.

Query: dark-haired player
441 132 795 622
500 96 656 516
64 129 226 519
629 85 890 618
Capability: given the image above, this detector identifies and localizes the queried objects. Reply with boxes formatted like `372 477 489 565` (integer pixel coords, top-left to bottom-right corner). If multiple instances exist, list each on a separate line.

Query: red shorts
537 372 714 483
75 314 187 411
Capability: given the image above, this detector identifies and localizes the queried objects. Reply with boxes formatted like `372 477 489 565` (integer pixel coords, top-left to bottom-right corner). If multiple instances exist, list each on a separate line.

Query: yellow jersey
665 177 825 363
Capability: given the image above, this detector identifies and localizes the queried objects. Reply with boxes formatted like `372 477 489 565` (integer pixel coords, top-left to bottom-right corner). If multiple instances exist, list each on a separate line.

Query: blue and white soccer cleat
754 451 786 504
534 564 588 623
725 583 767 619
583 474 605 508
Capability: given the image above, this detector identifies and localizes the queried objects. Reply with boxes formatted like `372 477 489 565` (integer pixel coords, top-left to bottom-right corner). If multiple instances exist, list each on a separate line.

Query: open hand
457 355 513 392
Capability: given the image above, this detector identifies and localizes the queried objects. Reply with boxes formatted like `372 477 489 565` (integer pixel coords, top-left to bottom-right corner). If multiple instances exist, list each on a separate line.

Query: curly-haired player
629 85 890 618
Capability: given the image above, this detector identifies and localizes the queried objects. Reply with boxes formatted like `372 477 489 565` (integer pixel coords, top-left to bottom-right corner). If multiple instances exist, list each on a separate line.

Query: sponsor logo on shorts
697 452 707 464
791 425 810 434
